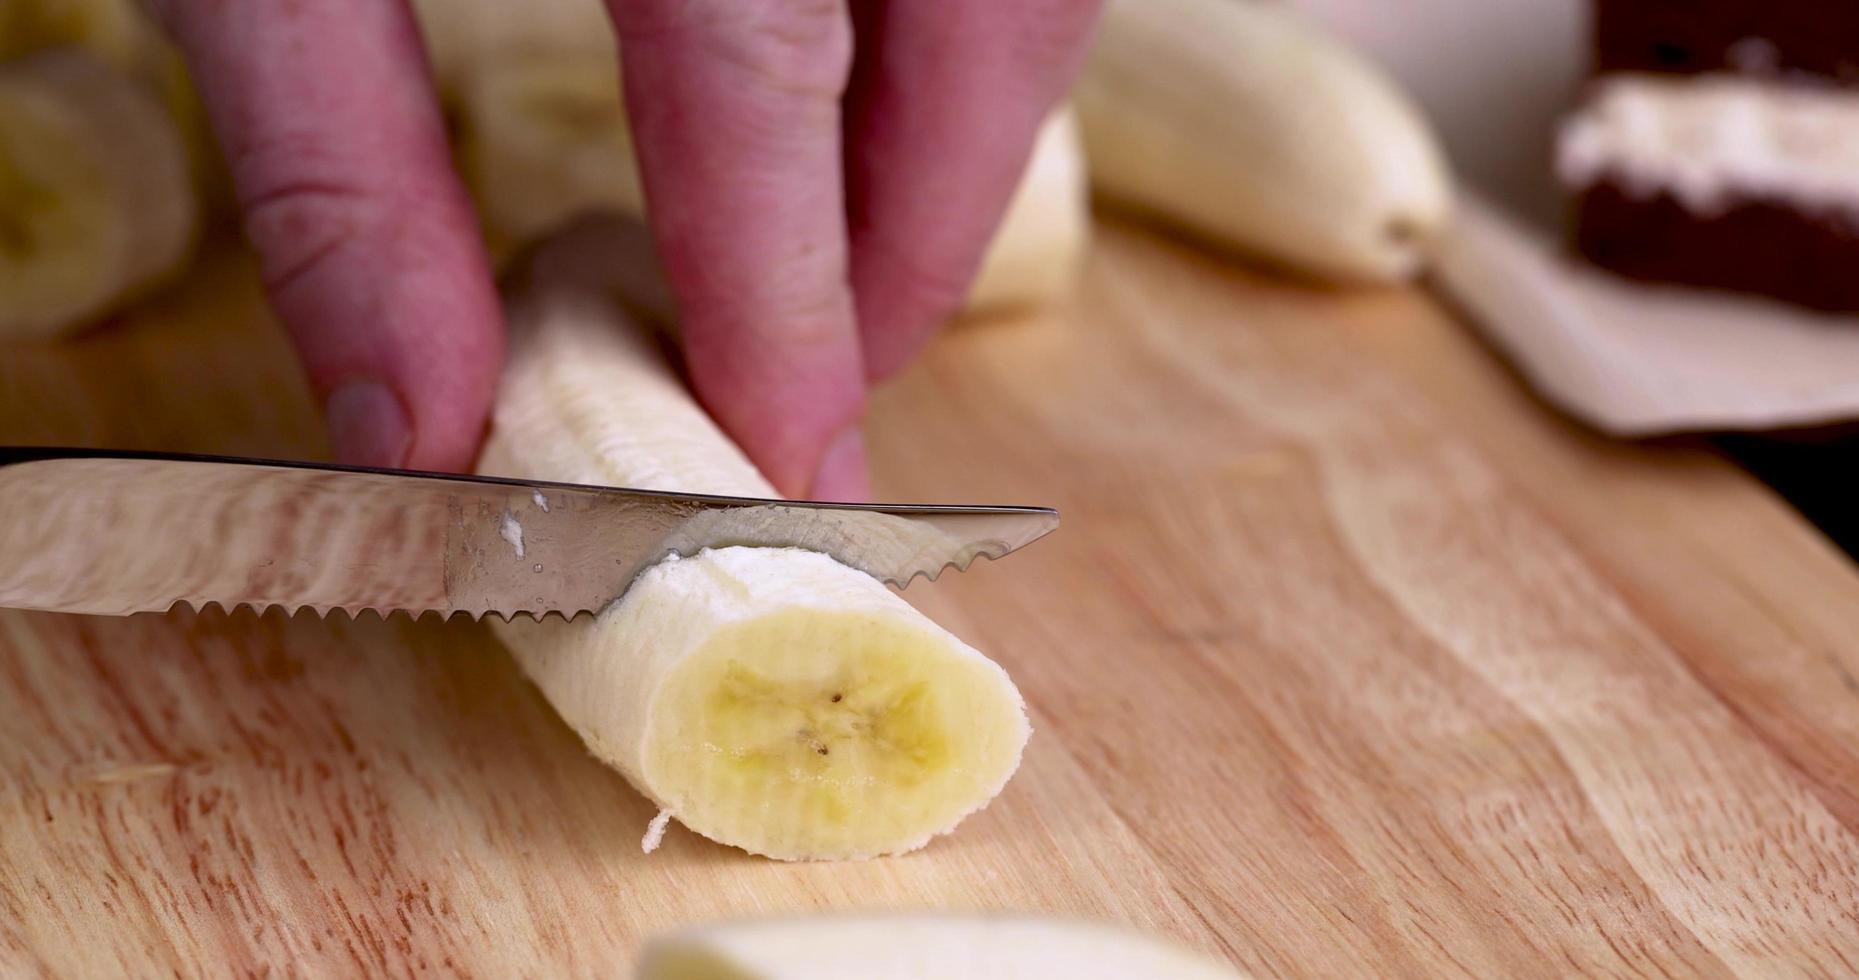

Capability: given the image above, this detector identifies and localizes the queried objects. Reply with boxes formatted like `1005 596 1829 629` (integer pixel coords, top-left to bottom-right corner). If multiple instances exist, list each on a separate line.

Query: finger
845 0 1102 380
150 0 503 471
605 0 868 500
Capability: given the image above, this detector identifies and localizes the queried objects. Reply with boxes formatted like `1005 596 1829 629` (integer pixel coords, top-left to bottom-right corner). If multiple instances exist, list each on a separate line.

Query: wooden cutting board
3 220 1858 977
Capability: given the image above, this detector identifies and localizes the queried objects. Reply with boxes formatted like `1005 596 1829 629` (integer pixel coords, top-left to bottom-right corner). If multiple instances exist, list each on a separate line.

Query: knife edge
0 447 1058 620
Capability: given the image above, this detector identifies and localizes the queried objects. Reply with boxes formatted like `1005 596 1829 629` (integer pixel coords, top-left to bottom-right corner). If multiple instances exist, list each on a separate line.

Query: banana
637 914 1245 979
1073 0 1451 284
1 0 229 217
477 239 1030 861
0 51 199 340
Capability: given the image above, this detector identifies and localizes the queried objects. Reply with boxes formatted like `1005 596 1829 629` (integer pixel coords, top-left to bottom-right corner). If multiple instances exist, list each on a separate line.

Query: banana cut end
637 551 1030 861
486 271 1035 863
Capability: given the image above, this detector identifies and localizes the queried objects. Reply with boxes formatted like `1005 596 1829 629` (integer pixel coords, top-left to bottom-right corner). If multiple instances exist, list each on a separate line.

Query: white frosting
1557 74 1859 215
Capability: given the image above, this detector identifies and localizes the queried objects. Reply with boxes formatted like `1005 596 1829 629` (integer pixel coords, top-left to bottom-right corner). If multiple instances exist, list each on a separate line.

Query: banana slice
0 51 199 340
478 259 1030 861
1074 0 1451 284
637 914 1245 979
0 0 226 221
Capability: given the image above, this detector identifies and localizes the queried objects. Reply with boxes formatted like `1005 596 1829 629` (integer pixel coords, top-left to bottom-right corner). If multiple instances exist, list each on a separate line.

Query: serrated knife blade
0 448 1059 620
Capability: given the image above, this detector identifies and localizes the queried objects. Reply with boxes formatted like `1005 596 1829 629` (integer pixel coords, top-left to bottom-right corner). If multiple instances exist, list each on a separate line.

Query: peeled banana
476 240 1030 861
1073 0 1450 284
637 914 1245 979
0 51 199 340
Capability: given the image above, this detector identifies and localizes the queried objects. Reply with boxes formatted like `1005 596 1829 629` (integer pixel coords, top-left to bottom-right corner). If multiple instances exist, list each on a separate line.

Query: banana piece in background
422 0 1454 305
1074 0 1451 284
638 914 1245 979
1 0 224 214
0 51 199 340
1 0 1453 345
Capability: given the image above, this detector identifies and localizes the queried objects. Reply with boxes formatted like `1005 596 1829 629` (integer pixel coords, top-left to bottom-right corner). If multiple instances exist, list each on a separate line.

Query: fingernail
325 380 411 468
809 426 870 502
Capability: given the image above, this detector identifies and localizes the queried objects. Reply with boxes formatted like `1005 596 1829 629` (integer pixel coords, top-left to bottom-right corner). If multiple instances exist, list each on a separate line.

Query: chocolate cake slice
1593 0 1859 81
1558 74 1859 312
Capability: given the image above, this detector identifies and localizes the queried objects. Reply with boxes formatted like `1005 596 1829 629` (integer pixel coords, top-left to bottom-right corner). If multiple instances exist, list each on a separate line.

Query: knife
0 447 1059 620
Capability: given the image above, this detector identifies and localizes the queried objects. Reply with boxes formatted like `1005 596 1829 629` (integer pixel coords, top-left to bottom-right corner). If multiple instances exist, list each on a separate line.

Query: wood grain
3 221 1858 976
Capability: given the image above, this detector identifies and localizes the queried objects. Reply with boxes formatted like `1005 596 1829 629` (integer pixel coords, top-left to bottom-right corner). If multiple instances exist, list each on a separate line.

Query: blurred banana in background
1075 0 1451 284
0 50 197 340
424 0 1451 309
0 0 217 200
414 0 1454 298
2 0 1451 342
0 0 217 340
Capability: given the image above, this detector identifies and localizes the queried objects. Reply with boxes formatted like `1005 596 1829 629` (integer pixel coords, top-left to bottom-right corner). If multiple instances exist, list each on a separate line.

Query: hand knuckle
233 141 377 298
618 0 852 99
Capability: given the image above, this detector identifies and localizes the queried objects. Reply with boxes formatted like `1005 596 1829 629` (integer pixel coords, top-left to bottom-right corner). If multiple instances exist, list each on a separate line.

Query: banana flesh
478 264 1029 861
0 51 198 340
1074 0 1451 284
638 914 1245 980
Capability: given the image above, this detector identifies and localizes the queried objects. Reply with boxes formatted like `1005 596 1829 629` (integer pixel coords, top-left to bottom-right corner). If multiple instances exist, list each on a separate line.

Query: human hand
148 0 1102 500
